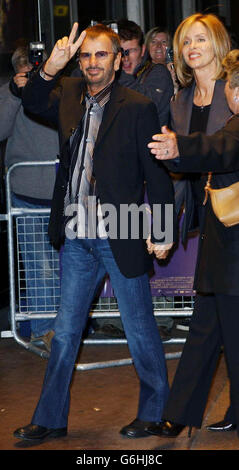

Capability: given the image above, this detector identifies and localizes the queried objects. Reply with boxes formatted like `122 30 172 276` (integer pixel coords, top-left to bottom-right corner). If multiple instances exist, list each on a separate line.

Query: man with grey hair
0 46 60 350
11 46 36 73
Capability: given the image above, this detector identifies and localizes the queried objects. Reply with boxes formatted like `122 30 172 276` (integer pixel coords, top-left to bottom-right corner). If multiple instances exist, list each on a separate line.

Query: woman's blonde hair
222 49 239 89
145 27 172 51
173 13 231 87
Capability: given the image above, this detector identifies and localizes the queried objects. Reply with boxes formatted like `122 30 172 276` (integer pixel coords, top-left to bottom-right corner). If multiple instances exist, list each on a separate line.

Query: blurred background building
0 1 237 83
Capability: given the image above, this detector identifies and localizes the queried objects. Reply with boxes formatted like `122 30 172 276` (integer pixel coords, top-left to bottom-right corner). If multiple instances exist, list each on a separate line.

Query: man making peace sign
14 22 175 443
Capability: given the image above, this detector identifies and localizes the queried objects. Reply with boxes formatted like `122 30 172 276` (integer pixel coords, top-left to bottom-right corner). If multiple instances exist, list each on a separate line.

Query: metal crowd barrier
2 161 193 370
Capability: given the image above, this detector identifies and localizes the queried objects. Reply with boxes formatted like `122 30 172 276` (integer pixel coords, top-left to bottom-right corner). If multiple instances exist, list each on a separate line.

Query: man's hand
10 71 30 98
146 237 173 260
148 126 179 160
13 72 29 89
44 22 86 77
153 242 173 260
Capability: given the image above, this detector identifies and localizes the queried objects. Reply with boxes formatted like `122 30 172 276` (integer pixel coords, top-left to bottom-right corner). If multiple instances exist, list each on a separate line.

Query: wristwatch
39 66 56 81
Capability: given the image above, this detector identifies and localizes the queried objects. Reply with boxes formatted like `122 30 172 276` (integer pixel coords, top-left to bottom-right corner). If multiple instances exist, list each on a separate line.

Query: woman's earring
233 95 239 102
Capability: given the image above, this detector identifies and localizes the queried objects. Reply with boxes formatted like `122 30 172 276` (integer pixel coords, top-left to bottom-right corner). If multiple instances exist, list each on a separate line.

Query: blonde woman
145 27 172 65
148 48 239 439
147 14 237 438
145 26 179 94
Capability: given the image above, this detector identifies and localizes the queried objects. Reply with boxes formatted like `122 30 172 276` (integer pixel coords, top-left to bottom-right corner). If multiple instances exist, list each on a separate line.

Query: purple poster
149 230 198 296
99 231 198 298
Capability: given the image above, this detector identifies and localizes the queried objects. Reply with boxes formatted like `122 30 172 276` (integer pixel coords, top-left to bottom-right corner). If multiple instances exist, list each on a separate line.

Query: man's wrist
40 61 58 81
39 69 53 81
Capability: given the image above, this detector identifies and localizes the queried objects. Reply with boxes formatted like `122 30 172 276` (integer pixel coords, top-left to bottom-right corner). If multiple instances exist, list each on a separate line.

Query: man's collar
85 80 115 108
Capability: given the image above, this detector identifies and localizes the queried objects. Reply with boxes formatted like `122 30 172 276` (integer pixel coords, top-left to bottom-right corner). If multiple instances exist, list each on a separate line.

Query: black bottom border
1 449 238 466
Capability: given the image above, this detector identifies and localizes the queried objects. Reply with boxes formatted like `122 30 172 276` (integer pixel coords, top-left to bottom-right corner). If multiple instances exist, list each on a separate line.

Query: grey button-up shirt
65 81 113 239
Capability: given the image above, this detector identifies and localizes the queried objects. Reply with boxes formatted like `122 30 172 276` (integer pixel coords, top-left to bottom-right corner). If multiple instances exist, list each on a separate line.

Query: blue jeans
31 237 169 428
12 193 60 337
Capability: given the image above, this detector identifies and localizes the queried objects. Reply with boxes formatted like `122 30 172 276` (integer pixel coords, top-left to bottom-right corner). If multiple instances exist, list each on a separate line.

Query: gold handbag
203 172 239 227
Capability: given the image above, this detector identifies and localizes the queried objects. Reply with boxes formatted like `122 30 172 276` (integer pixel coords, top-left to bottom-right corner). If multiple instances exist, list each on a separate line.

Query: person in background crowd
145 26 179 94
144 12 234 438
13 23 175 443
147 48 239 440
0 46 60 351
117 19 174 127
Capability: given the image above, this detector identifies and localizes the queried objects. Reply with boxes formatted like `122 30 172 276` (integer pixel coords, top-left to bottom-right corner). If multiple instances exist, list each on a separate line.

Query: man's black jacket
22 74 175 278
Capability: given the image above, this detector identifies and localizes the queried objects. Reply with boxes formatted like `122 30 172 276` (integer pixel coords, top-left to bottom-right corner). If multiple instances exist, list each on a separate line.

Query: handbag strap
203 172 213 205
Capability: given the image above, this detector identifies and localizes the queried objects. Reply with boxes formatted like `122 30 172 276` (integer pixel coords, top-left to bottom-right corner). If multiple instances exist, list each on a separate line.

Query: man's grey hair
11 47 30 73
11 46 47 73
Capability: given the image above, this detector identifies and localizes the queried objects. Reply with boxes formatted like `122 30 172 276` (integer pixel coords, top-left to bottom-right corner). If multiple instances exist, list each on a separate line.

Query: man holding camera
0 46 60 349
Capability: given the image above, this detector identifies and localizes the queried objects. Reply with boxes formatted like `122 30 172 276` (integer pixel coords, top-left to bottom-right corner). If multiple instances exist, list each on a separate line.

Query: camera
165 47 174 64
28 41 45 68
25 42 45 78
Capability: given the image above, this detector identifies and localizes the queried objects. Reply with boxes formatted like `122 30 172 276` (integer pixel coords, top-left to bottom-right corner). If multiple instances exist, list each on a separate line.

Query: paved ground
0 332 238 457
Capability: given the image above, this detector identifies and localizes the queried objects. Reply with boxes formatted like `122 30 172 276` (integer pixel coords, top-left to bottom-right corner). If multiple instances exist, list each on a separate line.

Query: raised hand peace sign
44 22 86 76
